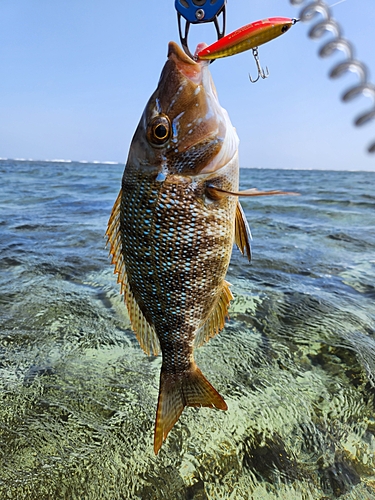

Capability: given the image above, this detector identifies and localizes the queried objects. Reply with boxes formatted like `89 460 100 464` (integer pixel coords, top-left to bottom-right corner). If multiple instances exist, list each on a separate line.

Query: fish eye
147 115 171 147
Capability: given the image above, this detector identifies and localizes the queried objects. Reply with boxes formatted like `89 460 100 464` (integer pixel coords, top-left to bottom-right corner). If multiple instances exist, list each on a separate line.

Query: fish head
128 41 239 176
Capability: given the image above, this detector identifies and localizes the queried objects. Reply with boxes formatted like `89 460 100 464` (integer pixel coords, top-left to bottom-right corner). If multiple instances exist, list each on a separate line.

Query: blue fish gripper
175 0 226 24
175 0 227 59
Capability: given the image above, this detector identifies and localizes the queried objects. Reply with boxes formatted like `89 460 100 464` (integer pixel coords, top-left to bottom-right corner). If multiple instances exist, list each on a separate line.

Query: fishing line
329 0 347 7
289 0 375 154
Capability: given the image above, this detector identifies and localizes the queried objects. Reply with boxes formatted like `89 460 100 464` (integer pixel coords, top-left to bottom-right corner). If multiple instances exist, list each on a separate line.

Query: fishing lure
196 17 299 60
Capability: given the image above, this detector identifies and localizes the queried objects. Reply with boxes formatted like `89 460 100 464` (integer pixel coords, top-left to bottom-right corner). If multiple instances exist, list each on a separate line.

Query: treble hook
249 47 270 83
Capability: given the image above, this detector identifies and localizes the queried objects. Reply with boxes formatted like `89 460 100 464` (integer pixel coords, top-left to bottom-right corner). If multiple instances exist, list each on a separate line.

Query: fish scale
107 41 252 454
121 167 237 333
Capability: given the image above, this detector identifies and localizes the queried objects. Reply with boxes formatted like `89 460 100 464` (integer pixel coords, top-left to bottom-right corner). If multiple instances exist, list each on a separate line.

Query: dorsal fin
235 201 252 261
106 190 161 356
194 280 234 348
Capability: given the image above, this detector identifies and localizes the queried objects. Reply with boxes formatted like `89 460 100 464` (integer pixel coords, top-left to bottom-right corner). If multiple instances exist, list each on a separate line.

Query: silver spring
290 0 375 153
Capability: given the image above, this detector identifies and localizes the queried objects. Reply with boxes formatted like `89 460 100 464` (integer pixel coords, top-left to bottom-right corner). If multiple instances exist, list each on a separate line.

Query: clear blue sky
1 0 375 170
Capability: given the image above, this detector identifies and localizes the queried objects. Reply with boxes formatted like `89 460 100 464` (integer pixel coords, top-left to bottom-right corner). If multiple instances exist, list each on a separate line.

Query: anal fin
194 280 234 348
106 189 160 356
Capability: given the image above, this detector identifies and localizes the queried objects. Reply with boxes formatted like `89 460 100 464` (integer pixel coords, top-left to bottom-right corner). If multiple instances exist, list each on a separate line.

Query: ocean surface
0 159 375 499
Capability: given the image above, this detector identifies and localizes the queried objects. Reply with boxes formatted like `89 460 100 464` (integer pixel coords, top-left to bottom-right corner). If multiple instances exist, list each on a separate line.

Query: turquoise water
0 159 375 499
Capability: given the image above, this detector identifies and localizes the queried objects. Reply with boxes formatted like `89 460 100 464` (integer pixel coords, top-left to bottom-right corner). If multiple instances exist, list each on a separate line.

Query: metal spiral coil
290 0 375 153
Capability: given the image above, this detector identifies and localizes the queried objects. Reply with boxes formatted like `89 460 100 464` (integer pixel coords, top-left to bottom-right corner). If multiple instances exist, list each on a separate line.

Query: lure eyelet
147 115 172 147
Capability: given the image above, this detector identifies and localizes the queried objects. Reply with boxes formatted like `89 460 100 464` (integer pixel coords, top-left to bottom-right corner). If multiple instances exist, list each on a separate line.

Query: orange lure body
197 17 295 60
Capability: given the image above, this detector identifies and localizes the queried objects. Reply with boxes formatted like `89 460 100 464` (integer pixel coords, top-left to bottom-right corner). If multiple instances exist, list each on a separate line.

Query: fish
106 41 291 454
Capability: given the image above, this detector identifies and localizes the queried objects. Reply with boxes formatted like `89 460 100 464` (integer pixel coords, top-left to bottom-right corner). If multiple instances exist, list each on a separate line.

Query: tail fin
154 362 227 454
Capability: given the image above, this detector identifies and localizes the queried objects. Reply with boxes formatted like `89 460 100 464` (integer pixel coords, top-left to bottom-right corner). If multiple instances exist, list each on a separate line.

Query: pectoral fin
205 185 297 260
206 185 299 198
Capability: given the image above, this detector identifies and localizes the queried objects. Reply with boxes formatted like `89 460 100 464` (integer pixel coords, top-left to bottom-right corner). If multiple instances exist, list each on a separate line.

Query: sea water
0 159 374 499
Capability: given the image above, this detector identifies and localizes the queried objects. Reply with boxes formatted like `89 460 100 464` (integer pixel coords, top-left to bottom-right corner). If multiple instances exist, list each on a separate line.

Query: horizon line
0 158 374 173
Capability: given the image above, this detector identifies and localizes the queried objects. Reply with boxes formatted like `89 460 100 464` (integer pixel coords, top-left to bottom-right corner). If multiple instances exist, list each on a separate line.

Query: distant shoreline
0 158 374 173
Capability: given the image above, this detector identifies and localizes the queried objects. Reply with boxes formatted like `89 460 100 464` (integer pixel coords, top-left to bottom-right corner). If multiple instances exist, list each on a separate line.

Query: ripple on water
0 162 374 499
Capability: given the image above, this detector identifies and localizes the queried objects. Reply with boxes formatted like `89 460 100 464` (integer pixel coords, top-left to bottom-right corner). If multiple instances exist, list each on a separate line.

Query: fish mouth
167 41 196 65
167 41 208 85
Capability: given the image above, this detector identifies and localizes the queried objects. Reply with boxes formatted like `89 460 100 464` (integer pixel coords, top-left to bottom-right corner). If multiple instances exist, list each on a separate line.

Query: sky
1 0 375 171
